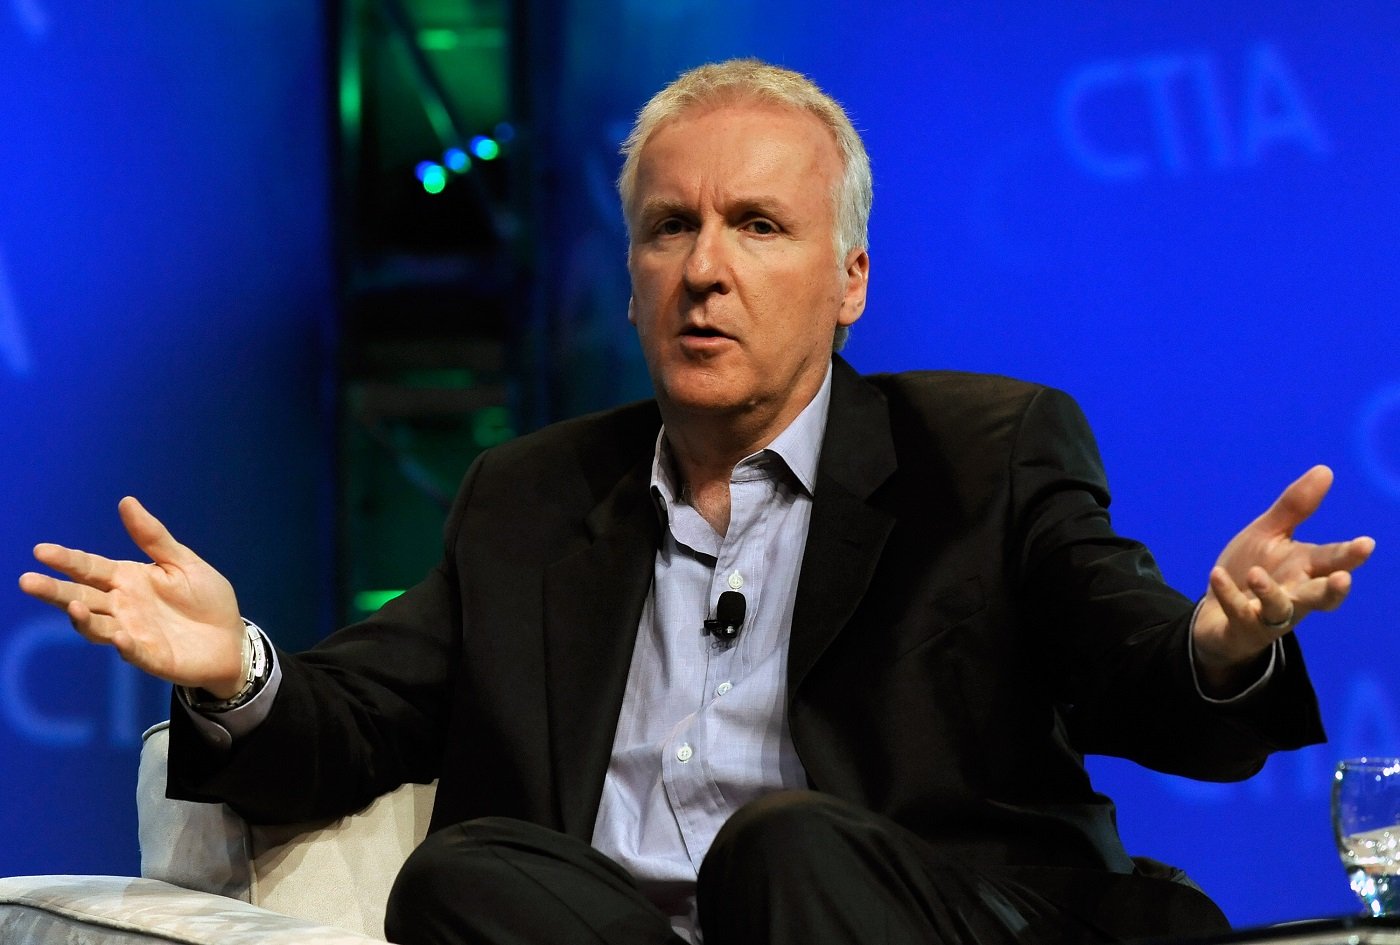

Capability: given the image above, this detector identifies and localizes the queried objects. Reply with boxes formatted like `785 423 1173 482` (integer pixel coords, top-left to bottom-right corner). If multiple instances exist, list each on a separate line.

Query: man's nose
682 224 731 295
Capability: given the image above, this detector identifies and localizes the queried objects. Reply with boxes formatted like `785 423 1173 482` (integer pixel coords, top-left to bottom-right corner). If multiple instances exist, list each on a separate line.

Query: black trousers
384 790 1227 945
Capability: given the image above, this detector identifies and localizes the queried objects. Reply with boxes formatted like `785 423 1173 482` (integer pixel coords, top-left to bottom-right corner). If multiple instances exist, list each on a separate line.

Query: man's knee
705 790 852 873
385 818 554 941
386 817 669 945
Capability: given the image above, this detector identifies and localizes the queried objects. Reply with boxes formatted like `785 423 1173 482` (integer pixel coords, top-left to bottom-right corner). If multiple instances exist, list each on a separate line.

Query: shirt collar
649 363 833 519
759 363 831 497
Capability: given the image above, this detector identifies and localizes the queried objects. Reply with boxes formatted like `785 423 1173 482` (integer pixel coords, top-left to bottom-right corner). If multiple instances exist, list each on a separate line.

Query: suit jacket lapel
788 358 899 693
542 452 659 839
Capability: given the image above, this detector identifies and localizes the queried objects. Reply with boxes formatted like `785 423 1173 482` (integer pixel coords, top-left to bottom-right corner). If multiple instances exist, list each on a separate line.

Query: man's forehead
646 97 835 152
631 101 840 190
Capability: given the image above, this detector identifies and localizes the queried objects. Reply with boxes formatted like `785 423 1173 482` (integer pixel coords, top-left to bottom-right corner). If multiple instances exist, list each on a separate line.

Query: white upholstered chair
0 721 436 944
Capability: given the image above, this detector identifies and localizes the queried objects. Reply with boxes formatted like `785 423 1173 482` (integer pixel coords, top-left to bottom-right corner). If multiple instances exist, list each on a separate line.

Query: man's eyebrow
635 198 693 221
632 194 796 224
730 195 790 215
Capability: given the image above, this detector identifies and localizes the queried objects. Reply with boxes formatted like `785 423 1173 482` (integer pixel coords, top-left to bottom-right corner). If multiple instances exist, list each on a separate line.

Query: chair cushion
245 781 435 934
0 875 386 945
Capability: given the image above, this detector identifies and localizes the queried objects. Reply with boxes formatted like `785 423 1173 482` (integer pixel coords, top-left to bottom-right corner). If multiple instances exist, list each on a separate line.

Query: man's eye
746 219 778 235
656 218 687 236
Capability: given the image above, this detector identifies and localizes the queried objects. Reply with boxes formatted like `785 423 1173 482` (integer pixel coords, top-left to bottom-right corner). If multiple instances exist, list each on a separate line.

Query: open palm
1193 466 1374 684
18 496 247 696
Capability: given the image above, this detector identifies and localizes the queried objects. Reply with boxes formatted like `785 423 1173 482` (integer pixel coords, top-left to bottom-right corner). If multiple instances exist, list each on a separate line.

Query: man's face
626 100 868 437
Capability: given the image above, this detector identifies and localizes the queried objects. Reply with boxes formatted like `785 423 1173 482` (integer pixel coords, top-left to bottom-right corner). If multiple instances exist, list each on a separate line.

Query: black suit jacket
170 357 1326 925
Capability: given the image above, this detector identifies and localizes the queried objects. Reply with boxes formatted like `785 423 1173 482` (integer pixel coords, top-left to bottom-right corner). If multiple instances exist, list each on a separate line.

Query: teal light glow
421 165 448 194
469 135 500 161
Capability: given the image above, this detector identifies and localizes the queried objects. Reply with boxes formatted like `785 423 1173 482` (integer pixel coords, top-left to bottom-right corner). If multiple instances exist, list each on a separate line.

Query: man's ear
627 296 637 325
838 248 869 327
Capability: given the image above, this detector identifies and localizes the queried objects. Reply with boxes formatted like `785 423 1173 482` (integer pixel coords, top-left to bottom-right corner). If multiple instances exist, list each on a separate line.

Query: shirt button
727 571 744 590
676 743 693 763
716 682 733 696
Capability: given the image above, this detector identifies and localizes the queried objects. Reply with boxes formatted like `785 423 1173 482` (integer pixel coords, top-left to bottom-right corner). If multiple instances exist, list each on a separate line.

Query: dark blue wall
0 3 335 875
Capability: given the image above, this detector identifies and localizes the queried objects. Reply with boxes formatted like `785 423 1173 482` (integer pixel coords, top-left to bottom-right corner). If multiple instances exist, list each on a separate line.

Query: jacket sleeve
164 452 488 823
1008 386 1325 781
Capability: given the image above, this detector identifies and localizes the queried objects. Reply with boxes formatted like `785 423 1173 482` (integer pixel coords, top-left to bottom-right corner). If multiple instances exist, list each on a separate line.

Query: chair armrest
137 721 253 901
136 720 438 938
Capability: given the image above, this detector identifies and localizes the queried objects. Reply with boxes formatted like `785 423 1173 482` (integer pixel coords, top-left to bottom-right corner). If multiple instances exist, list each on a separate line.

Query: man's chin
661 392 751 418
654 376 755 420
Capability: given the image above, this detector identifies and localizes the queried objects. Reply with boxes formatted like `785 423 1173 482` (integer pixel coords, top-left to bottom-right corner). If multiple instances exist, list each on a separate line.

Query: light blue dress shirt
589 368 833 940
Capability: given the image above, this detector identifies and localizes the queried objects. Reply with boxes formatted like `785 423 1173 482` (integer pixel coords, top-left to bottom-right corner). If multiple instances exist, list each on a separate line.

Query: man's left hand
1193 465 1374 694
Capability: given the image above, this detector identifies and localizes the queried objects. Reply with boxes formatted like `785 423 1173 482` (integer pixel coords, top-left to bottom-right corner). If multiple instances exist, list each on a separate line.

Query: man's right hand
17 496 248 698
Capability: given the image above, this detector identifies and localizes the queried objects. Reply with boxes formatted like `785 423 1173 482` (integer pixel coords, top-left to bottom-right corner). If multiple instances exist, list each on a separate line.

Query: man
18 60 1374 944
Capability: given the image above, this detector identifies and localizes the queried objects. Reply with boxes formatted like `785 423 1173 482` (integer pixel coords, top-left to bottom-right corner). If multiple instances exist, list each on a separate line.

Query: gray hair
618 59 872 350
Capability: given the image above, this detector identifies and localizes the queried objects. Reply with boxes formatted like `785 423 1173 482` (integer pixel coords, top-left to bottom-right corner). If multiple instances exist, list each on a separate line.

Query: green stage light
353 589 406 613
472 406 515 448
417 29 458 51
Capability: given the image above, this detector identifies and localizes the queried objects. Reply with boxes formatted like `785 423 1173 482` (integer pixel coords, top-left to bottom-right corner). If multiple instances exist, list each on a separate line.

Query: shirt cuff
175 625 284 749
1187 599 1285 703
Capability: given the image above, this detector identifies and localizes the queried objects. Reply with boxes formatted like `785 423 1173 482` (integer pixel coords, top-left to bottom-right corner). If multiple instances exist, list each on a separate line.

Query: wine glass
1332 757 1400 916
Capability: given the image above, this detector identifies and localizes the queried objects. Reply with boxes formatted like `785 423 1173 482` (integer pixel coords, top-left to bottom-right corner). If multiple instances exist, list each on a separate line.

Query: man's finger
31 542 118 590
66 600 119 645
18 570 56 605
62 603 155 674
1246 567 1294 628
118 496 194 567
19 570 113 614
1309 535 1375 574
1209 567 1256 624
1255 465 1333 536
1291 570 1354 615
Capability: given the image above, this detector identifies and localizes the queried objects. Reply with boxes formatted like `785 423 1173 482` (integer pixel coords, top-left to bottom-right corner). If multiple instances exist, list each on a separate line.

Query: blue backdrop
0 3 335 875
2 0 1396 930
